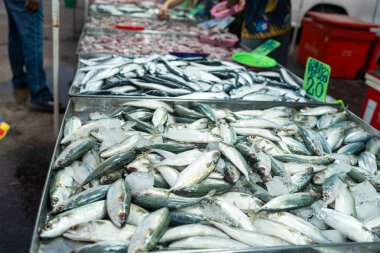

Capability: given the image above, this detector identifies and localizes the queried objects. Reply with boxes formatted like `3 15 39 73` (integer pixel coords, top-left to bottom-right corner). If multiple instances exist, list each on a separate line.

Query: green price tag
252 39 281 56
179 0 190 8
188 4 205 16
332 100 346 109
303 57 331 101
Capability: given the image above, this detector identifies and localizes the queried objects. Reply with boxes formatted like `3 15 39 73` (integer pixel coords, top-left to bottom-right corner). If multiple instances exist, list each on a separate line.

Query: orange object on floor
0 119 10 140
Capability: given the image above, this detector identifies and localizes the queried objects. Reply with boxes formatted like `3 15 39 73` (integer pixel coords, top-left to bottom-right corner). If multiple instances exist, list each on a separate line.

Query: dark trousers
4 0 52 103
241 32 291 66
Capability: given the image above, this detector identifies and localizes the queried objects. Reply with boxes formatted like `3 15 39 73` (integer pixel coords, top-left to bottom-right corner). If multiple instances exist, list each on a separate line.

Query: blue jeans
4 0 52 103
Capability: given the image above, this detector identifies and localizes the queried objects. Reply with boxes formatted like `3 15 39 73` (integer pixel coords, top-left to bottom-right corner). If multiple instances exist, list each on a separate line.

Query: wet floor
0 84 58 252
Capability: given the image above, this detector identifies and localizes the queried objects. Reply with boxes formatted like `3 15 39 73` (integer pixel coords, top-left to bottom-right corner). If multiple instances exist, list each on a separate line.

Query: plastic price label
217 17 235 30
303 57 331 102
252 39 281 56
332 100 346 109
188 4 205 16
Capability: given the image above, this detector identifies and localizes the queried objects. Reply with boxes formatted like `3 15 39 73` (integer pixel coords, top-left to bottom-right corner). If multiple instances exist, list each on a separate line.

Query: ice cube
206 142 219 151
136 135 153 148
122 121 136 131
265 176 291 196
292 207 314 220
215 158 226 174
309 215 327 230
350 181 378 204
99 118 124 129
90 111 108 120
321 230 346 243
311 200 328 213
249 172 263 183
356 201 380 221
125 172 154 192
230 179 251 194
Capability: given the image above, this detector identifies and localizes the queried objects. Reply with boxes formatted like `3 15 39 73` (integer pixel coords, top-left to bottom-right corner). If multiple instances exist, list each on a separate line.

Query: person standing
4 0 59 111
228 0 291 65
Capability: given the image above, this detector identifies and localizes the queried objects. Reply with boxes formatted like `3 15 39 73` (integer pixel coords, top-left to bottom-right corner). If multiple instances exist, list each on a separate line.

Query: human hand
25 0 39 12
157 4 169 20
237 0 246 12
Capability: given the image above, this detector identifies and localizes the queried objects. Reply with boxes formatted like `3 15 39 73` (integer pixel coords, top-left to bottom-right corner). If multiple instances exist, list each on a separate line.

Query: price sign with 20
303 57 331 101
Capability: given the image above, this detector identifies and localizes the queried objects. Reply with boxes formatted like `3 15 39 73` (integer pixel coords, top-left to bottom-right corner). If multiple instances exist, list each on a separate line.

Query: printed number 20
306 77 324 98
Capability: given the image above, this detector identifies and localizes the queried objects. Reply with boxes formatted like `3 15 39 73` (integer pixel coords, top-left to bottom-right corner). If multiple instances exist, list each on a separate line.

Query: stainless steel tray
76 26 200 56
30 97 379 253
69 53 319 104
88 3 200 22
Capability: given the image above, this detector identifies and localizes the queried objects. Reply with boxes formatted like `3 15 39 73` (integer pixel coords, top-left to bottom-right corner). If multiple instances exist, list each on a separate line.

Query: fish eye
52 197 59 204
71 225 79 230
44 223 53 230
119 212 126 221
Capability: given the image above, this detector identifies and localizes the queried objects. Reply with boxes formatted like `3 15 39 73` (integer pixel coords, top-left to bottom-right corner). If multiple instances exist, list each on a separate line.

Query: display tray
68 54 317 104
30 97 379 253
88 3 199 22
76 31 241 60
83 25 199 38
76 27 200 56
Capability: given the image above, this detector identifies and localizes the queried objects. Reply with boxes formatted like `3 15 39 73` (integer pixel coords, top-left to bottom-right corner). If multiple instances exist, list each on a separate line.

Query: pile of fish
72 55 309 102
90 4 197 21
78 33 240 60
40 100 380 252
93 0 155 5
87 16 203 35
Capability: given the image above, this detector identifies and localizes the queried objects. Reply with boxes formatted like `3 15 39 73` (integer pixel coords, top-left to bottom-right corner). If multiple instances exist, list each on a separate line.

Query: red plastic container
366 36 380 72
362 85 380 130
298 12 378 78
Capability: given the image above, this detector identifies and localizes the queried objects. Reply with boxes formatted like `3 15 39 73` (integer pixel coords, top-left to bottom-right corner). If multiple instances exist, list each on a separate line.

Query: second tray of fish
70 54 315 103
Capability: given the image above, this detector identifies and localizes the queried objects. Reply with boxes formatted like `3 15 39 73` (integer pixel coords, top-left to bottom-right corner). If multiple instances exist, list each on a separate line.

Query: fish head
51 204 65 214
312 173 326 185
40 216 66 238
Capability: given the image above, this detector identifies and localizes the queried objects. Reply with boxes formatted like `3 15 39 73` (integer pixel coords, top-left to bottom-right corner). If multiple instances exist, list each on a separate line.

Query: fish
73 55 311 103
127 207 170 253
106 179 132 227
72 241 130 253
171 151 220 191
63 220 136 242
266 212 331 243
159 224 228 243
168 236 250 249
54 137 95 169
317 208 377 242
254 218 314 245
45 100 380 252
51 185 109 214
219 142 250 180
40 201 106 238
259 192 320 212
210 221 290 247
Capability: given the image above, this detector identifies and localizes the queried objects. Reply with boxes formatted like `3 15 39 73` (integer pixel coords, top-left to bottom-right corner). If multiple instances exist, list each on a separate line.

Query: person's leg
3 0 28 88
241 32 291 66
268 32 291 66
6 0 52 104
240 38 264 51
